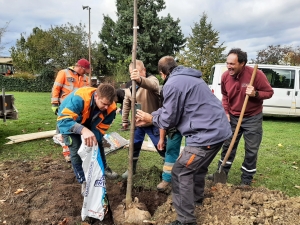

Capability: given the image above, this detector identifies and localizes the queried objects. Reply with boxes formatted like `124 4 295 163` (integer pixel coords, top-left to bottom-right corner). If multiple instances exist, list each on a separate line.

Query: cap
77 58 90 69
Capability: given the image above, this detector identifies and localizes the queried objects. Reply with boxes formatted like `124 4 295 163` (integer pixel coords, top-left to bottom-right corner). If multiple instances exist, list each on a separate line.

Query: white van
208 63 300 116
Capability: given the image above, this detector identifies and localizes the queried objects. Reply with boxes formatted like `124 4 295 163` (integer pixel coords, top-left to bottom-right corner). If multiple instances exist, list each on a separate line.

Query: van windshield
260 68 295 89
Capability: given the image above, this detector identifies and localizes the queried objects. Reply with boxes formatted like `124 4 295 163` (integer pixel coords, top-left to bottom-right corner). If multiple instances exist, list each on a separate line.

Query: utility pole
82 5 92 83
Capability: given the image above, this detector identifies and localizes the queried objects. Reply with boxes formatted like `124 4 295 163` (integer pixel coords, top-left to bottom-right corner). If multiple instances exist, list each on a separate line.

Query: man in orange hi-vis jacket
51 58 90 162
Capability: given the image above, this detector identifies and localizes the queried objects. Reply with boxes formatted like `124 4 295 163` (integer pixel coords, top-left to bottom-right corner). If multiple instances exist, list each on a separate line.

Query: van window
208 66 215 85
260 68 295 89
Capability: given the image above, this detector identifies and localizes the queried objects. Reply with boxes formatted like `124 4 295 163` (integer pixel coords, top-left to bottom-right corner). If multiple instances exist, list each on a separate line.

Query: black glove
167 127 177 140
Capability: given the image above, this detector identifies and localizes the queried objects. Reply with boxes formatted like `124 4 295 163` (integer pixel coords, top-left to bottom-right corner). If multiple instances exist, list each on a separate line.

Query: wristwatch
255 90 259 98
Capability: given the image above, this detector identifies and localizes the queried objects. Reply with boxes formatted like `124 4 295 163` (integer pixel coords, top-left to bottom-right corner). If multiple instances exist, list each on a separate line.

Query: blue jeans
133 125 166 160
162 131 182 182
63 134 107 184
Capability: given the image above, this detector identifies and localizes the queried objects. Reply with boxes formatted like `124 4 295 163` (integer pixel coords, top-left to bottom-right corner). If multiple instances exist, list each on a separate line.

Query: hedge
0 68 54 92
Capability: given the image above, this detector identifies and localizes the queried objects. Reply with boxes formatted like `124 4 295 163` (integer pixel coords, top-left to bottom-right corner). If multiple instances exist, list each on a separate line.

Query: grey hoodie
152 66 232 146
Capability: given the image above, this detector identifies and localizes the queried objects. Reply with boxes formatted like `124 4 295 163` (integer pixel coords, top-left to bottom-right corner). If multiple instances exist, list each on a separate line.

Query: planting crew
136 56 232 225
51 59 90 162
121 60 166 179
57 84 119 185
208 48 274 186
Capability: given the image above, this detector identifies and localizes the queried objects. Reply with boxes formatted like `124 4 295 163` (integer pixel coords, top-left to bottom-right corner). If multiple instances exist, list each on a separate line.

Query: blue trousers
162 131 182 182
63 134 106 184
133 125 166 160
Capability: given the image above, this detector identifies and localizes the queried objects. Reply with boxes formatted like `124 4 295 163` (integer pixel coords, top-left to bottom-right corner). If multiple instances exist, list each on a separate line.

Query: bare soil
0 157 299 225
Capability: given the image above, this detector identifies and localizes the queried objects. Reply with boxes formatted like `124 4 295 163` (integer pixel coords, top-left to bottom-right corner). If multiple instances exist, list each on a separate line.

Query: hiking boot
121 170 129 179
81 181 86 196
105 167 118 179
240 181 252 187
157 180 170 192
119 126 129 131
167 220 197 225
53 134 63 145
194 198 203 206
206 174 214 180
122 160 138 179
62 146 71 162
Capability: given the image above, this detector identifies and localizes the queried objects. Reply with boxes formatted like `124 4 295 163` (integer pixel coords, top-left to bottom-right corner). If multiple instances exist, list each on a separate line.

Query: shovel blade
213 169 227 184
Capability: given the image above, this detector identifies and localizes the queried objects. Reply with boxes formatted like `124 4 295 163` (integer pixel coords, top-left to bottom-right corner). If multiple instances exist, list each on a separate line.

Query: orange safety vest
51 68 89 105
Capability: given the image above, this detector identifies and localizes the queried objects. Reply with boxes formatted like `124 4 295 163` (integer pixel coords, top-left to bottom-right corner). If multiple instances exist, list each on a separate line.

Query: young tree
176 12 226 82
99 0 185 74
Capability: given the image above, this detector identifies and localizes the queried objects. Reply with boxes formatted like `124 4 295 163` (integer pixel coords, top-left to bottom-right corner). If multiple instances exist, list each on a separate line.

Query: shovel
213 64 258 184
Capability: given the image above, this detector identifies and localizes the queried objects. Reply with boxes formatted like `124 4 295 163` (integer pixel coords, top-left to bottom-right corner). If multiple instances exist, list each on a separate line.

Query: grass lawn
0 92 299 197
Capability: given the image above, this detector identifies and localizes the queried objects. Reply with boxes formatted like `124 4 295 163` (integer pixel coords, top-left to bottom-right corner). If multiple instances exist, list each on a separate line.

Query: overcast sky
1 0 300 61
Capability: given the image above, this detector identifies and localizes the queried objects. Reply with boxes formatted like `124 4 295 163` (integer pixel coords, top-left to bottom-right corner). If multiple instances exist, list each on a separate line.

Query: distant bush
0 68 55 92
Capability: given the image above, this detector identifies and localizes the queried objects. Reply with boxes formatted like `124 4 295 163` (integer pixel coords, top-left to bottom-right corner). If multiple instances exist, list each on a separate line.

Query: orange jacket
51 67 89 106
57 87 117 141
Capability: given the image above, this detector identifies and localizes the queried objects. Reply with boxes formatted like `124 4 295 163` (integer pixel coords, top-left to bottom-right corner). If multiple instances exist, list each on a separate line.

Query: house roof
0 57 13 64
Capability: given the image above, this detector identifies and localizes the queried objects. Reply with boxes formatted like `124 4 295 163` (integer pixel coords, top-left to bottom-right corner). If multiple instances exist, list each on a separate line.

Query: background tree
0 22 10 54
99 0 185 74
282 46 300 66
253 45 294 65
176 12 226 82
10 23 91 74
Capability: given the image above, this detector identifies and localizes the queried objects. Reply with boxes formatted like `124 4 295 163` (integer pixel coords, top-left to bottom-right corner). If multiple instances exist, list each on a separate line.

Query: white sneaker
53 134 64 146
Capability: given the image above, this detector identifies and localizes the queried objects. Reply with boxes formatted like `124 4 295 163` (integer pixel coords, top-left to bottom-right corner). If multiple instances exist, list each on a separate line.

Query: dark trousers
172 142 223 223
133 125 166 160
63 134 106 184
217 113 263 183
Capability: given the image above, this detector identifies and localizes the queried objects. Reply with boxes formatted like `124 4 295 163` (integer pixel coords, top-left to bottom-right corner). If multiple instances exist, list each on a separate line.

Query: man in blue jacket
57 84 119 191
136 56 232 225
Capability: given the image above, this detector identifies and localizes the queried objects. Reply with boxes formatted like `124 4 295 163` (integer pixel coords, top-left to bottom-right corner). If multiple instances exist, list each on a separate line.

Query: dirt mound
0 157 299 225
0 157 167 225
153 183 300 225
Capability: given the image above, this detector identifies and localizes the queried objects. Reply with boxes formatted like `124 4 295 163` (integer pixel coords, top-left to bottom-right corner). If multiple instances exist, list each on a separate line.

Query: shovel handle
221 64 258 167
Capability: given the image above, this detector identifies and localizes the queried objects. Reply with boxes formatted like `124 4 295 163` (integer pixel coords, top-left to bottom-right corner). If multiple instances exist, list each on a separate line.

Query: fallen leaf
295 186 300 189
14 188 24 194
58 218 69 225
211 186 218 191
2 173 9 179
277 143 283 147
292 166 298 170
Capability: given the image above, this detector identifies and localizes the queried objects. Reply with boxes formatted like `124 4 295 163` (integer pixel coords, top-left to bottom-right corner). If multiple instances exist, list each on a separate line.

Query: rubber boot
122 159 138 179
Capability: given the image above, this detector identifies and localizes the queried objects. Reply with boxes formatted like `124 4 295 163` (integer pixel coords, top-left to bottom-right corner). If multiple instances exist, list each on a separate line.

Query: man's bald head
158 56 177 76
129 60 146 77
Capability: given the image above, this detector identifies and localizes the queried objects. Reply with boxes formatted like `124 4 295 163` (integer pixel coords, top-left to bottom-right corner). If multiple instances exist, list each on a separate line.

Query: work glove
52 106 59 115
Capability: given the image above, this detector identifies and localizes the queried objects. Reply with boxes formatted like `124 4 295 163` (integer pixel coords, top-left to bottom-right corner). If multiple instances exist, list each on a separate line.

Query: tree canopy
0 22 10 54
10 23 91 74
176 12 226 82
99 0 185 74
254 45 300 66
